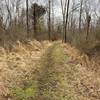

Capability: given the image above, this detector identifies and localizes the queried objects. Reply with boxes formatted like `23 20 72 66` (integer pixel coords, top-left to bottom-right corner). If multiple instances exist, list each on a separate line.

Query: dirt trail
0 41 100 100
34 42 100 100
35 43 70 100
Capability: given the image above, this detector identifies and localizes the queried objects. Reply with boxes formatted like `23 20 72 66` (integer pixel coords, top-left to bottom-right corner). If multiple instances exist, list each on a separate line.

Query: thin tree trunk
5 0 12 26
60 0 67 42
48 0 51 40
33 4 37 36
86 14 91 40
52 0 54 32
64 0 70 43
79 0 83 32
26 0 29 37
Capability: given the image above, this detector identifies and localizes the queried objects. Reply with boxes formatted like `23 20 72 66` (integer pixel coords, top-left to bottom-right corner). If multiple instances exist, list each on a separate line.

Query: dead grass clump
0 40 49 99
62 43 100 100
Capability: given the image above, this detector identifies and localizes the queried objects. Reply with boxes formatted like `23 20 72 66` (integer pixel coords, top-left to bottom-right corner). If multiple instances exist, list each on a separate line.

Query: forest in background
0 0 100 52
0 0 100 100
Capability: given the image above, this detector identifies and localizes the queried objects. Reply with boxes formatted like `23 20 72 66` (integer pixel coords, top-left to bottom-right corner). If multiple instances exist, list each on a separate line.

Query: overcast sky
5 0 99 18
0 0 100 24
27 0 100 16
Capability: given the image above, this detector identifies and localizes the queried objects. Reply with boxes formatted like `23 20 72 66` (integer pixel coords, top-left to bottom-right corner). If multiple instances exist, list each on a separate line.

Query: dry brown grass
0 40 52 99
0 40 100 100
62 43 100 100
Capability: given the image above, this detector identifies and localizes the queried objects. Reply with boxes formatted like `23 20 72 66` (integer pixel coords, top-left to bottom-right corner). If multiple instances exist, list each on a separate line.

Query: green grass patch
10 80 38 100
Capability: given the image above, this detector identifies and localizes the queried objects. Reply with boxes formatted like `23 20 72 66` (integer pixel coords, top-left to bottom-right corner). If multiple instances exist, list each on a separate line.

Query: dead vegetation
0 0 99 99
0 40 100 100
0 40 51 99
63 43 100 100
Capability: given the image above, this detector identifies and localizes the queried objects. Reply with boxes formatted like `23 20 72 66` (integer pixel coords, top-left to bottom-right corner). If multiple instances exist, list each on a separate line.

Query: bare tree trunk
48 0 51 40
79 0 83 32
60 0 67 42
86 14 91 40
33 4 37 36
5 0 12 26
65 0 70 43
52 0 54 32
70 0 75 34
26 0 29 37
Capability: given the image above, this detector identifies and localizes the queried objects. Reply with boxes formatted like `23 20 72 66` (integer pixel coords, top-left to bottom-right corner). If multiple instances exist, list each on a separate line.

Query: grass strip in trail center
35 43 79 100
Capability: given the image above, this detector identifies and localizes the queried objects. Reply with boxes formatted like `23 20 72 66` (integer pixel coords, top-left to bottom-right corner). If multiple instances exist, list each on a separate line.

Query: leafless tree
86 13 91 40
5 0 12 26
60 0 70 42
60 0 67 42
31 3 46 36
79 0 83 32
51 0 54 32
84 0 91 40
48 0 51 40
26 0 29 37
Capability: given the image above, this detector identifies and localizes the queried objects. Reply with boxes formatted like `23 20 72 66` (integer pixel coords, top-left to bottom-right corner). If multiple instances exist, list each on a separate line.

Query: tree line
0 0 100 47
